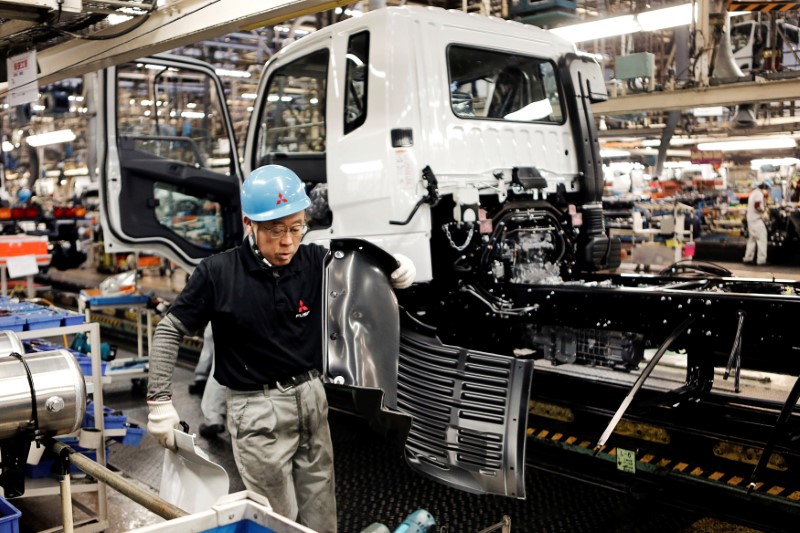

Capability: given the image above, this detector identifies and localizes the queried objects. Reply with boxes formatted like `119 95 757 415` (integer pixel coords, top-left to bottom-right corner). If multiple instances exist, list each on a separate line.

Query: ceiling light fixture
637 3 692 32
697 137 796 151
215 68 251 78
551 2 749 44
551 15 639 42
26 130 76 147
751 157 800 169
600 148 631 158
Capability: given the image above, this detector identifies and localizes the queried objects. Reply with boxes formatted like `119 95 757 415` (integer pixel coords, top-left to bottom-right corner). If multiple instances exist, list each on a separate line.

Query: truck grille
397 329 533 498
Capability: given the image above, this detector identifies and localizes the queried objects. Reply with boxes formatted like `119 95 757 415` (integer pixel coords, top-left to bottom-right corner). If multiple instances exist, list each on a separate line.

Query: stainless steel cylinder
0 330 25 357
0 344 87 441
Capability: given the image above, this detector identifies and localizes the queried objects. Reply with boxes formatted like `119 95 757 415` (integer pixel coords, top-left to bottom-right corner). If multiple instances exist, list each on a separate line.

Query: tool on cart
159 422 229 513
70 331 117 361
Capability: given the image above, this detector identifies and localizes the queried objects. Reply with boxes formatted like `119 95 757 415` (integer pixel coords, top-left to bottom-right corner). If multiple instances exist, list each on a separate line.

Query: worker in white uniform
743 179 772 266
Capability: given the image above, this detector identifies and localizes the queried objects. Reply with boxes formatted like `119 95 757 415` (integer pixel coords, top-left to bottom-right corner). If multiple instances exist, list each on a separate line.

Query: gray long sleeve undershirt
146 313 196 401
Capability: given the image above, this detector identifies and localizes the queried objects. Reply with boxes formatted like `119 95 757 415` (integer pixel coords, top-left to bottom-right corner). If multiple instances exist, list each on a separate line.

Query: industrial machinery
0 331 87 497
87 6 800 525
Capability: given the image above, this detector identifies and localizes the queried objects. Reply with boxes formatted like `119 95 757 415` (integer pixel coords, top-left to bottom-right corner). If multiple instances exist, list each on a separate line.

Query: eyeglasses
263 223 308 239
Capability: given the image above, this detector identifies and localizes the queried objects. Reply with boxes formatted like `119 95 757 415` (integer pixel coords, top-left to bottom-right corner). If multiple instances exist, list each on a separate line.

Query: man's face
246 210 306 267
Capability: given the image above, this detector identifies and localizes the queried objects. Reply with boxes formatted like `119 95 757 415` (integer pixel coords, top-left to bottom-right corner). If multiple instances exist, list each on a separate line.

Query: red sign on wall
690 149 723 165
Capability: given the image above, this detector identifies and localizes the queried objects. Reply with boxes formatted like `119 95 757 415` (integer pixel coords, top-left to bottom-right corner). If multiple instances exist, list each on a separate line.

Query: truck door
91 55 243 271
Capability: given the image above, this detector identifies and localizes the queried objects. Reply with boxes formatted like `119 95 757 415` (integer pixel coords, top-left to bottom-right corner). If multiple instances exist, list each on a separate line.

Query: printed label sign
616 448 636 474
7 50 38 107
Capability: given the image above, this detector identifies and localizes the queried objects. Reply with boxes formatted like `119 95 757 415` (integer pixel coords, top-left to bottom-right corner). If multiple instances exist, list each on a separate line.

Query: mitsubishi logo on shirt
276 193 288 205
296 299 310 318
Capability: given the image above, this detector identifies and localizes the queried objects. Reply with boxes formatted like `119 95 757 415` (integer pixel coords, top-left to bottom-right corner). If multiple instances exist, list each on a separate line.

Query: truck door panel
99 56 243 269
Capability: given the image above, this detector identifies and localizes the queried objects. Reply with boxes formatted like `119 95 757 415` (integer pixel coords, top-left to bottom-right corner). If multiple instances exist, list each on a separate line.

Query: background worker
193 323 227 438
145 165 415 532
743 179 772 266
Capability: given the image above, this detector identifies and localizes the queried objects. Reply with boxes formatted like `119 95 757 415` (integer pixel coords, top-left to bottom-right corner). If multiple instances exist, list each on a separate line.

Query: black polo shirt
168 240 328 390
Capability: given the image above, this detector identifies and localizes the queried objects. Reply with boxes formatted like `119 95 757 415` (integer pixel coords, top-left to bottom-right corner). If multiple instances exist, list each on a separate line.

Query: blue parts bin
79 289 150 307
83 402 127 429
0 312 26 332
0 297 86 330
0 496 20 533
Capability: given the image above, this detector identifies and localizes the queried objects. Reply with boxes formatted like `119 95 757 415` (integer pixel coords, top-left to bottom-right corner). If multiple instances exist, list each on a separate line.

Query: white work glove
147 399 180 450
390 253 416 289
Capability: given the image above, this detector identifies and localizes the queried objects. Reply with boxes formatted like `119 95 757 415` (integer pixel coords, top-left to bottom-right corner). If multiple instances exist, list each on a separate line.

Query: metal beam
0 19 38 39
599 120 800 138
592 78 800 115
0 0 349 97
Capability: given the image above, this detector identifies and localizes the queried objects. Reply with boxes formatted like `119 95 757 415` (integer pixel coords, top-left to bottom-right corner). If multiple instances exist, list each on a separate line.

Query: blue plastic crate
0 314 26 333
25 448 109 478
114 426 145 446
0 301 39 313
204 521 278 533
61 311 85 326
80 290 150 307
83 403 126 429
0 496 20 533
24 458 56 479
76 356 109 376
22 310 62 330
23 338 63 352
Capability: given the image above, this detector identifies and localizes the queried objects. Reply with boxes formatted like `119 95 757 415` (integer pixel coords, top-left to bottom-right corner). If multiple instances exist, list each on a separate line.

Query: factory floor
7 254 800 532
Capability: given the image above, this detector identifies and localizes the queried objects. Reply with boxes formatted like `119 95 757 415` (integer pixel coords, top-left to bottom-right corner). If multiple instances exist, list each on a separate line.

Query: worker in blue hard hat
145 165 415 532
16 187 32 205
743 179 772 266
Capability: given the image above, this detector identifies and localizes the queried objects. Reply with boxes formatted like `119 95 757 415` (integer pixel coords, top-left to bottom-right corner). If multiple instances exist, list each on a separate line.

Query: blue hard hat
241 165 310 221
760 179 774 188
17 188 31 203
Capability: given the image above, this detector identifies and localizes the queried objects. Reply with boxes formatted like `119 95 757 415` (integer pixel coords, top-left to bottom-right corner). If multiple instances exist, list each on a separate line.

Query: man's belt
230 369 321 392
269 368 321 392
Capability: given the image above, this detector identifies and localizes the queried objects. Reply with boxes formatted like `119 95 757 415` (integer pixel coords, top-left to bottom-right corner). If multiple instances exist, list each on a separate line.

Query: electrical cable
9 352 41 439
658 258 732 278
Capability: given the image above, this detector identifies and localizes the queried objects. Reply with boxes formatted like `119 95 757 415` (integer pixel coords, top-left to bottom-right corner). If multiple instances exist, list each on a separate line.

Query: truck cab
95 6 617 280
90 6 619 498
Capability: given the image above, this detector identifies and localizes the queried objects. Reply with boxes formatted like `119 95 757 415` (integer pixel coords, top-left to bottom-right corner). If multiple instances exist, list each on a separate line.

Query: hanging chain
442 222 475 251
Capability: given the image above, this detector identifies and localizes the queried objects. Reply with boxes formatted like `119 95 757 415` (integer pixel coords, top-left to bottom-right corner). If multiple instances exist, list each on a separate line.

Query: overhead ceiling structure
0 0 357 95
547 0 800 166
3 0 800 170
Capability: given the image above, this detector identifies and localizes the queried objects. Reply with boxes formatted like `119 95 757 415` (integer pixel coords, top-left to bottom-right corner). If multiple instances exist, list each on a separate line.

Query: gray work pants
226 377 337 533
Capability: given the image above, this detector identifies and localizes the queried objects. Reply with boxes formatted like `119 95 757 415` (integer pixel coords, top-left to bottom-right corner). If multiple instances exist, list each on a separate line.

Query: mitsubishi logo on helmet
276 193 289 205
296 300 310 318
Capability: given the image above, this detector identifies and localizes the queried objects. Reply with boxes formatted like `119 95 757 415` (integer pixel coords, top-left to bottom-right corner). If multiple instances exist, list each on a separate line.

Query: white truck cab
89 6 619 498
93 6 617 281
